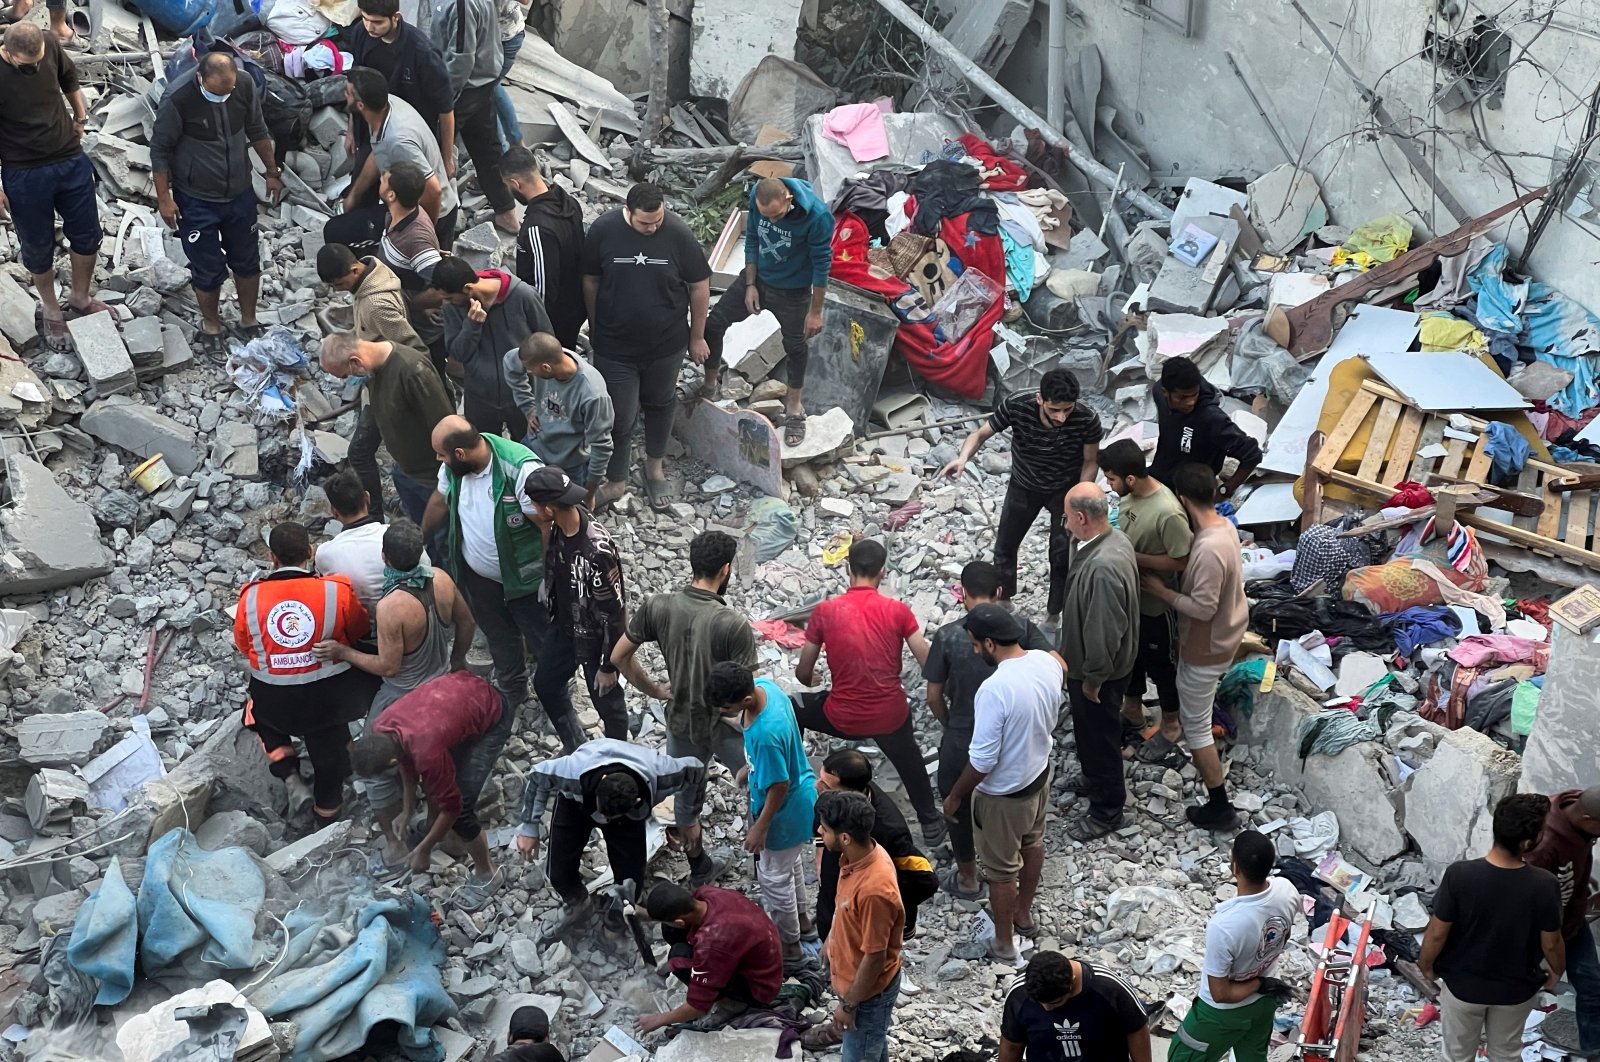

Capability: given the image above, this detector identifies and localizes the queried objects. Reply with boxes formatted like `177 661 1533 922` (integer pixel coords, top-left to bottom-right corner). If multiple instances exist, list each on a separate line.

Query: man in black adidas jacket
500 145 587 349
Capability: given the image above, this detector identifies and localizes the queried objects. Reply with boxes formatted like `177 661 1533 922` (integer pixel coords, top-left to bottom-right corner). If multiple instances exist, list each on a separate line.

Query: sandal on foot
643 476 672 512
1065 811 1123 842
231 322 267 342
1135 731 1185 764
783 411 806 447
42 317 70 352
64 298 111 318
938 866 985 902
197 329 230 358
1012 919 1040 940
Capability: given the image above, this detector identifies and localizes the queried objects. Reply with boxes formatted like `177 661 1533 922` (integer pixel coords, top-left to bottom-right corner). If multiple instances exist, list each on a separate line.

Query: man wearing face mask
0 23 108 354
609 530 755 887
150 53 283 356
500 146 587 349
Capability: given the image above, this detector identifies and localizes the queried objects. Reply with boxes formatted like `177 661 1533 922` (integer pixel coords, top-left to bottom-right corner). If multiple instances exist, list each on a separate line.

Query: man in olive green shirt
610 529 755 886
1099 440 1191 759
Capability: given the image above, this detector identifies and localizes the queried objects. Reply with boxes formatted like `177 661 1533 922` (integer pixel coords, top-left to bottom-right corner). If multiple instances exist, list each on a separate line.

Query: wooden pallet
1311 379 1600 570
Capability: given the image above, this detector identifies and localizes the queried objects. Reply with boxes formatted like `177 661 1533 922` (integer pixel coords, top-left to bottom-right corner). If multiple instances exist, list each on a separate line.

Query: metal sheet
1360 352 1529 411
1234 481 1302 525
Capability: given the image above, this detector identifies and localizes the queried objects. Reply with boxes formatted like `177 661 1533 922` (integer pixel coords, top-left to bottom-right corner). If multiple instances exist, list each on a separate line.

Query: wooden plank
1382 406 1426 488
1438 437 1468 479
1311 388 1380 475
1357 401 1402 484
1463 511 1600 570
1565 491 1593 551
1301 431 1326 532
1537 479 1563 540
1321 467 1401 501
1514 465 1539 531
1464 439 1494 482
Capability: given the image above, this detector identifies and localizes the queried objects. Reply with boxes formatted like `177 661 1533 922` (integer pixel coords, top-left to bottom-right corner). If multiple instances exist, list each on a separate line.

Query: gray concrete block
453 221 502 270
0 270 38 349
15 710 109 767
0 444 114 594
1522 624 1600 795
121 316 165 366
80 397 202 475
1402 727 1520 876
67 311 136 395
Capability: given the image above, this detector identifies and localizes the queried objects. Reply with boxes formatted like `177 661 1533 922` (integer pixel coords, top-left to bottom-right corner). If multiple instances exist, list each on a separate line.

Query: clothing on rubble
998 229 1036 297
1298 702 1406 761
1289 520 1375 594
1379 605 1461 657
1246 578 1394 654
1385 482 1434 509
1469 242 1600 413
821 102 889 163
1216 659 1269 721
955 133 1028 191
1483 422 1531 481
907 161 998 236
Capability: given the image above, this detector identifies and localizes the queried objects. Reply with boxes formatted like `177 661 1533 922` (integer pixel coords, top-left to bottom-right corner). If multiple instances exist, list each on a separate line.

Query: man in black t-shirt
581 182 712 513
1000 951 1150 1062
938 368 1102 621
1419 793 1566 1062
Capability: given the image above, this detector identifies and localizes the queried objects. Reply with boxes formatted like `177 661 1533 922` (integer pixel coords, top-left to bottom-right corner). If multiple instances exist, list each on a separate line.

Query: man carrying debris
634 881 784 1033
817 789 906 1061
342 0 456 180
426 0 520 235
512 737 704 911
352 670 510 909
234 521 374 829
1149 357 1261 497
609 530 755 886
924 560 1053 901
422 415 548 711
1000 951 1152 1062
700 176 834 446
941 604 1063 964
1140 464 1249 830
427 256 554 440
583 182 713 512
1524 785 1600 1060
0 23 108 353
1097 439 1191 758
1057 482 1140 841
938 369 1102 625
707 661 817 965
316 468 389 612
150 52 282 356
506 333 614 504
319 332 454 526
795 538 945 850
1417 795 1566 1062
316 244 428 352
523 465 627 751
329 69 458 255
500 146 588 349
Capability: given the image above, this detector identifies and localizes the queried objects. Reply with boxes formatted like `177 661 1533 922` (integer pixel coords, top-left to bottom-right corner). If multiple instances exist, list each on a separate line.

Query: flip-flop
1135 731 1185 764
938 866 985 902
643 476 672 512
1012 919 1040 940
63 298 111 317
231 322 267 341
42 317 70 352
783 412 806 447
197 329 230 358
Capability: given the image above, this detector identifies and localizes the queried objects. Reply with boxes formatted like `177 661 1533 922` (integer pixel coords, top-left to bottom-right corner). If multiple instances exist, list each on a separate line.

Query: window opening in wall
1124 0 1196 37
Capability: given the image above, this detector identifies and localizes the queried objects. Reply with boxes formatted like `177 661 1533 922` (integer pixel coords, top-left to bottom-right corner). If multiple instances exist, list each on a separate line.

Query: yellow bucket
130 454 174 494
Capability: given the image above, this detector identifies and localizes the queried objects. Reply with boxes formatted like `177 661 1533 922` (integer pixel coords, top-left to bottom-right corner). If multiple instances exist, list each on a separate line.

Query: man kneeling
633 881 783 1034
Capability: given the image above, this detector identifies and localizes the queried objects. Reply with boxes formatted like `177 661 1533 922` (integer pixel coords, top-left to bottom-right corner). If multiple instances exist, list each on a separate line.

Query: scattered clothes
1289 521 1374 594
1297 702 1408 761
906 161 999 236
1418 313 1487 353
1511 679 1542 736
1468 243 1600 413
1216 659 1269 720
752 618 807 649
1384 482 1434 509
137 829 265 978
66 855 138 1005
955 133 1028 191
1247 580 1393 653
1333 214 1413 270
1483 421 1530 481
821 102 890 163
1448 634 1545 668
1378 605 1462 656
747 497 798 563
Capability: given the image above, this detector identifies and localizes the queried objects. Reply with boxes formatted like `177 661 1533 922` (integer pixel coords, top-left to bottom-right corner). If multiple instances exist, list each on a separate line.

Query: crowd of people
4 13 1596 1059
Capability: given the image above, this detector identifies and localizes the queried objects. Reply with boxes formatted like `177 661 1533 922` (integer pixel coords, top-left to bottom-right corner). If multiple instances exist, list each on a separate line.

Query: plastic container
129 0 215 37
129 454 174 494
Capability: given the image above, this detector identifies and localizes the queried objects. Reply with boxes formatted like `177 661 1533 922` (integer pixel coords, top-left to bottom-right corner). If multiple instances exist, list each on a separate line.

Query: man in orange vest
234 521 375 828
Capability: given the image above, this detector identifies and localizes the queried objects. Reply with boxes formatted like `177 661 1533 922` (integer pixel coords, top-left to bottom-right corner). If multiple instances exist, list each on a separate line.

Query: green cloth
364 342 453 483
441 433 543 600
380 563 433 598
1117 484 1192 616
1511 679 1542 737
1168 994 1278 1062
1216 658 1268 721
625 586 757 747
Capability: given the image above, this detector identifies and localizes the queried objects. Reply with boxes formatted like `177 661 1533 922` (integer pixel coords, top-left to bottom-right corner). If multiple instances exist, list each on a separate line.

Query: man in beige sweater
1141 463 1248 830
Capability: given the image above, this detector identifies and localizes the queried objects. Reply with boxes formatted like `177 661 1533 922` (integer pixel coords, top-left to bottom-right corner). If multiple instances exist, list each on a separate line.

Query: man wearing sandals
0 24 108 352
151 53 283 354
699 176 833 448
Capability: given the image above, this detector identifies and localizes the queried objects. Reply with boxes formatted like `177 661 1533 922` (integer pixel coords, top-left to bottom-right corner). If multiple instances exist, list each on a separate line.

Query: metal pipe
1046 0 1068 132
870 0 1171 220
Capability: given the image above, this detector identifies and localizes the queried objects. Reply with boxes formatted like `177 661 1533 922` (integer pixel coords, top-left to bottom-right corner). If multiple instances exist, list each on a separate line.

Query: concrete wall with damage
994 0 1600 312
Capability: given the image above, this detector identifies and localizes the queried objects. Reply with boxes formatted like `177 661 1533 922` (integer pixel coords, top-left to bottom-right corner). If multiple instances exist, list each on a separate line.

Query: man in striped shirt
939 369 1103 622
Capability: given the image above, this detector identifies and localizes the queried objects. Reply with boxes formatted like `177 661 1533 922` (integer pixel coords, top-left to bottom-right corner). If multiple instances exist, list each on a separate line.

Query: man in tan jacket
1141 463 1248 830
318 243 427 350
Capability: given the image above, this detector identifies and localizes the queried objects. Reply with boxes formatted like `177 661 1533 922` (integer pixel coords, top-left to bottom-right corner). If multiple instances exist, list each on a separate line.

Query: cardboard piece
674 400 784 498
748 124 797 180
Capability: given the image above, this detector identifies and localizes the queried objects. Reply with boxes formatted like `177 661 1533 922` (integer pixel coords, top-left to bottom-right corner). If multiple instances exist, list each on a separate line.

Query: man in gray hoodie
512 738 705 909
1057 482 1139 842
428 255 553 439
504 333 614 507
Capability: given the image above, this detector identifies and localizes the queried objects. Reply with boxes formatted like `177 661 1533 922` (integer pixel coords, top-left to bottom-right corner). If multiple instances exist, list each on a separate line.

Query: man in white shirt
941 604 1065 963
316 469 389 615
1168 830 1299 1062
421 415 546 709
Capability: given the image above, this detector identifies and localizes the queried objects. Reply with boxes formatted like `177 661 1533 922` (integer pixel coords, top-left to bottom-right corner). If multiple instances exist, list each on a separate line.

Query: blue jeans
841 970 900 1062
493 31 526 151
1568 923 1600 1054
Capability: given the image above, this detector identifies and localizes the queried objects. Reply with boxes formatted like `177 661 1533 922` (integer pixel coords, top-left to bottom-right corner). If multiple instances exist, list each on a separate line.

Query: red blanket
830 206 1004 399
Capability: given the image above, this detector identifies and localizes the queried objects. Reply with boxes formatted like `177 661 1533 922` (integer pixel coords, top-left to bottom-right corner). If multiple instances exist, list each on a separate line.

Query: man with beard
940 604 1064 964
609 531 755 886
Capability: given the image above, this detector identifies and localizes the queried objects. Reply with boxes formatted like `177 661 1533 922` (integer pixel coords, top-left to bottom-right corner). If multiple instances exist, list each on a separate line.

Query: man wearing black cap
941 603 1065 964
523 465 629 752
492 1004 564 1061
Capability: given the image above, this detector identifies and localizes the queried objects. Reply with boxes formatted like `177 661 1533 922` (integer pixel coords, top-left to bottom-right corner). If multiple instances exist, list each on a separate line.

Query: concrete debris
0 444 114 593
81 396 203 476
15 709 109 767
1247 165 1328 255
779 406 855 468
67 311 138 396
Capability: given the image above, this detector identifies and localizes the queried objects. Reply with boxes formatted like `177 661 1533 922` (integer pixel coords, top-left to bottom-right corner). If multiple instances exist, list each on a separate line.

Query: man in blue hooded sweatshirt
699 177 834 446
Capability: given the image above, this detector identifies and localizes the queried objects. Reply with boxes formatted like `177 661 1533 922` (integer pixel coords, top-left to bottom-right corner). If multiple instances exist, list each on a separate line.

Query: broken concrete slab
193 809 271 855
1522 625 1600 795
1402 726 1520 874
67 311 137 396
15 709 109 767
26 767 90 830
452 221 503 271
505 31 637 116
81 396 203 475
721 312 785 382
689 0 803 99
0 271 38 349
780 406 856 469
674 400 783 498
653 1028 782 1062
214 422 260 477
1334 652 1388 698
547 100 614 173
121 316 166 367
0 443 114 594
1248 165 1327 255
265 820 352 874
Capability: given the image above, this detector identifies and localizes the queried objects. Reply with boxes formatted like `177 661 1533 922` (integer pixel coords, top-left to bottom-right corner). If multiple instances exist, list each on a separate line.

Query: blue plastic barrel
128 0 215 36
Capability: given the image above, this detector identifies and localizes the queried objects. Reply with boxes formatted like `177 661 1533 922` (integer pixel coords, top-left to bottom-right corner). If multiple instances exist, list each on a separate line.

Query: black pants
547 794 645 904
1068 675 1131 823
455 82 515 215
247 718 350 813
446 692 512 841
993 481 1071 615
349 406 385 519
460 566 550 705
794 690 941 830
463 388 526 441
704 276 814 388
595 351 683 483
534 627 629 753
937 727 976 864
664 935 774 1009
817 847 937 940
1126 610 1179 719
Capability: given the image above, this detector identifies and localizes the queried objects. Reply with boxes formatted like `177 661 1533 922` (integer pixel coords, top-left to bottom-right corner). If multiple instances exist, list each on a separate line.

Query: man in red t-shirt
795 539 943 849
351 670 510 911
633 881 783 1033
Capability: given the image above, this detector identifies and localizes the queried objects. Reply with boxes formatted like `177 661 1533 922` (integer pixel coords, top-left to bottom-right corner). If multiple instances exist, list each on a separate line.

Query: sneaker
920 815 948 852
687 852 730 888
1185 800 1240 831
801 1021 845 1050
455 869 503 912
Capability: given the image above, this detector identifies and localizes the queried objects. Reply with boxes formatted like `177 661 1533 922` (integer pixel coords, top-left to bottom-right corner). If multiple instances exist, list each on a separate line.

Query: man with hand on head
427 256 553 439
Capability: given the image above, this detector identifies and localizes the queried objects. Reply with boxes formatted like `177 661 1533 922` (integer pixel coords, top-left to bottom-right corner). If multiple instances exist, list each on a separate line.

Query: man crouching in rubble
351 670 510 910
632 880 784 1035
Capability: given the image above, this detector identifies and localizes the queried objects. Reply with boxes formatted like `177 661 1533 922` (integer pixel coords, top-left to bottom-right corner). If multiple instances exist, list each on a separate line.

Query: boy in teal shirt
709 660 817 964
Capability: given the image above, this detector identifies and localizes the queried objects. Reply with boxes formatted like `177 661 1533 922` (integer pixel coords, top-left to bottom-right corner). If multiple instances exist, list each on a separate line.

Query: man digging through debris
634 880 784 1035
